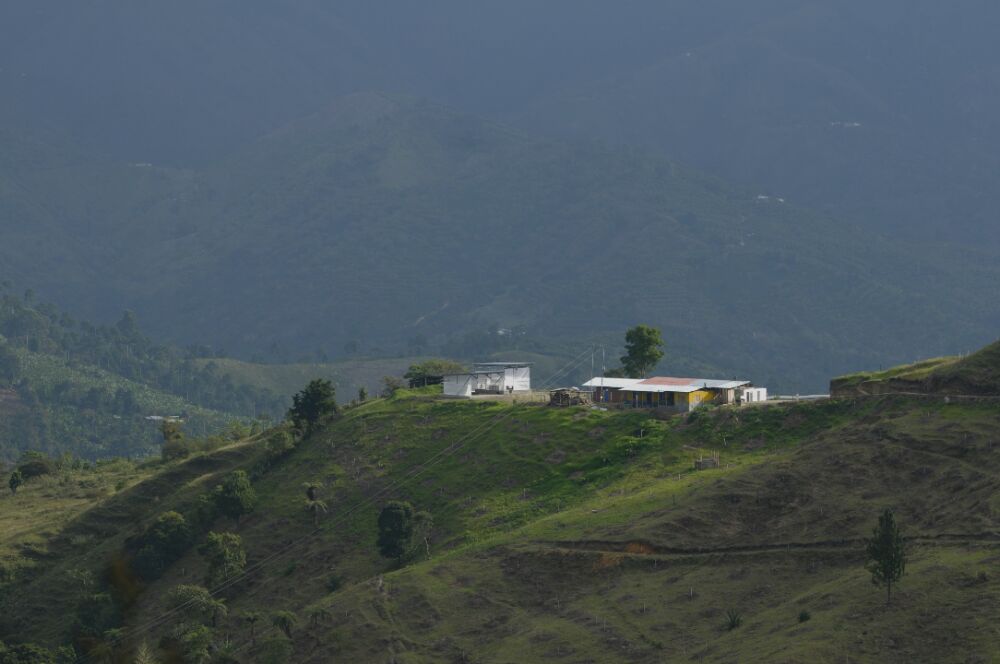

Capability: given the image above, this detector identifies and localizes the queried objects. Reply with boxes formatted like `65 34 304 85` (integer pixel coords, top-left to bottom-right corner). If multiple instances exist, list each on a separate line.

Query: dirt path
540 532 1000 559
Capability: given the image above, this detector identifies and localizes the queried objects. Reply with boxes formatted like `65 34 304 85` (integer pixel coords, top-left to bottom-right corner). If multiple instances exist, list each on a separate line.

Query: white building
443 362 532 397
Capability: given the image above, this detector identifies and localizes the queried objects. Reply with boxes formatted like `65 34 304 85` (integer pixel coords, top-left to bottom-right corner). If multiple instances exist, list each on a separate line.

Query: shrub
798 610 811 623
198 532 246 587
725 609 743 631
325 574 342 593
17 453 54 479
213 471 257 524
132 511 193 580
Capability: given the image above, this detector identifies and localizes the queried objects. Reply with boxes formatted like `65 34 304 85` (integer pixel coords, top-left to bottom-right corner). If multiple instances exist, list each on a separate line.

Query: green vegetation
3 96 998 395
404 359 466 387
6 471 19 496
832 339 1000 397
198 532 246 587
620 324 665 378
212 471 257 525
287 380 337 432
0 344 998 661
866 508 907 604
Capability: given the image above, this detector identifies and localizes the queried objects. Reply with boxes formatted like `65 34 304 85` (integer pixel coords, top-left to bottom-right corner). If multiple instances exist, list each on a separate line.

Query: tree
166 585 228 627
377 501 415 562
287 379 337 431
0 343 21 386
197 532 246 588
865 508 906 604
160 420 189 461
270 610 297 639
8 470 22 495
213 470 257 524
620 325 664 378
357 386 368 402
241 610 263 646
381 376 404 397
133 511 192 580
403 359 466 388
133 642 160 664
303 483 328 527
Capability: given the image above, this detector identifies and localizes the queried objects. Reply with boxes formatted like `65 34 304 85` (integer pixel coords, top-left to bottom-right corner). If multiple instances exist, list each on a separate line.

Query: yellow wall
687 390 713 410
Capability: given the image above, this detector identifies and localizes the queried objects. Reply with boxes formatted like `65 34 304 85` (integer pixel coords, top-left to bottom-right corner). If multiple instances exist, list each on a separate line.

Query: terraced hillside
1 349 999 662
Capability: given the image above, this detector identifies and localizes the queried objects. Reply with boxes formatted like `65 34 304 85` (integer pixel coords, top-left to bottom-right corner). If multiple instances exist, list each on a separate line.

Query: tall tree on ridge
621 325 665 378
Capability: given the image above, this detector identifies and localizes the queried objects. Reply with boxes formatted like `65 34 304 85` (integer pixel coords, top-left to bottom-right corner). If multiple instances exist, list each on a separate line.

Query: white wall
512 366 531 391
443 374 473 397
742 387 768 403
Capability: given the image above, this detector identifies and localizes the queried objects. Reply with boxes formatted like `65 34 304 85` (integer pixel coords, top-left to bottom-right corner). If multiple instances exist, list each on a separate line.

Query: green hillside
831 338 1000 397
2 344 999 662
4 95 997 392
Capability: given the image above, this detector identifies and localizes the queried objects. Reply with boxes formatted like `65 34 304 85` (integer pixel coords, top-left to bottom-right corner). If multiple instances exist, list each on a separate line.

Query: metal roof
582 376 751 392
581 378 643 389
626 383 701 394
473 362 533 368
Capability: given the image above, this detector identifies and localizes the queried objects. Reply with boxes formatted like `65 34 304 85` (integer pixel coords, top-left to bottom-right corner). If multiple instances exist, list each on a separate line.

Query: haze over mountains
2 1 999 391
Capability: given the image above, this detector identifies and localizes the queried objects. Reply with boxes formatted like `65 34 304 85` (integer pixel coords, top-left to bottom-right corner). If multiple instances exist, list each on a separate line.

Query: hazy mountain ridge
2 94 998 391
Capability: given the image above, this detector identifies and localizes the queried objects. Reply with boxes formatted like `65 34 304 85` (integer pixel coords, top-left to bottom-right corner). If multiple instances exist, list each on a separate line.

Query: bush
161 437 191 461
213 471 257 524
325 574 342 593
17 453 54 479
725 609 743 631
798 610 811 623
132 511 193 580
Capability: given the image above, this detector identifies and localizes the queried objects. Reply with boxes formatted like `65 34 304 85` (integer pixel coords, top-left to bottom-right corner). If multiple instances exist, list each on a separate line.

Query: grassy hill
831 338 1000 397
3 343 999 661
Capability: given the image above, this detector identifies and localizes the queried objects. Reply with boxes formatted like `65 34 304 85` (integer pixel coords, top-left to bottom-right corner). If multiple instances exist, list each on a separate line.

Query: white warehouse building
443 362 532 398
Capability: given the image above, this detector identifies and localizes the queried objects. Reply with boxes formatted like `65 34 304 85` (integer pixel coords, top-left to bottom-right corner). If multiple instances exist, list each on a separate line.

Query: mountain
3 1 1000 251
0 291 423 462
0 1 799 165
515 1 1000 247
2 345 998 661
3 94 998 392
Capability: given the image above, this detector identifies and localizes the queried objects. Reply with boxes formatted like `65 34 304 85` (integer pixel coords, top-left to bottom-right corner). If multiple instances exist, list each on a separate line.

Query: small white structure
741 387 768 403
443 362 532 397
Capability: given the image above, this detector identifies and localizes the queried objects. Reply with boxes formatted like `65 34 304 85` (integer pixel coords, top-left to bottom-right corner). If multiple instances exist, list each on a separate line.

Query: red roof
638 377 697 386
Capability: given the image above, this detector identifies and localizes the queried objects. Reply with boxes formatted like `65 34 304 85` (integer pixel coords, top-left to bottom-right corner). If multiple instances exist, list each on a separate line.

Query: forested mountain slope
3 95 997 391
3 1 1000 251
2 344 998 662
518 1 1000 247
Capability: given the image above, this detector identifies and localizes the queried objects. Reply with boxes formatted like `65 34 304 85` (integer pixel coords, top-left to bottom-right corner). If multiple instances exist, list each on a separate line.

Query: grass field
2 378 999 662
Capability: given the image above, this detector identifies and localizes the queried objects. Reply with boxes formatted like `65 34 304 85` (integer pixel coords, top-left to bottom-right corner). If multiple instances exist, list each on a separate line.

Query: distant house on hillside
443 362 531 398
583 376 766 411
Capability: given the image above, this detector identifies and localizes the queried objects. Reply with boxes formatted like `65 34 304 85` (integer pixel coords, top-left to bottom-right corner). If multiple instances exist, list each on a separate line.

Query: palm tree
242 610 264 646
303 482 328 526
305 497 328 526
134 642 160 664
271 610 298 639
